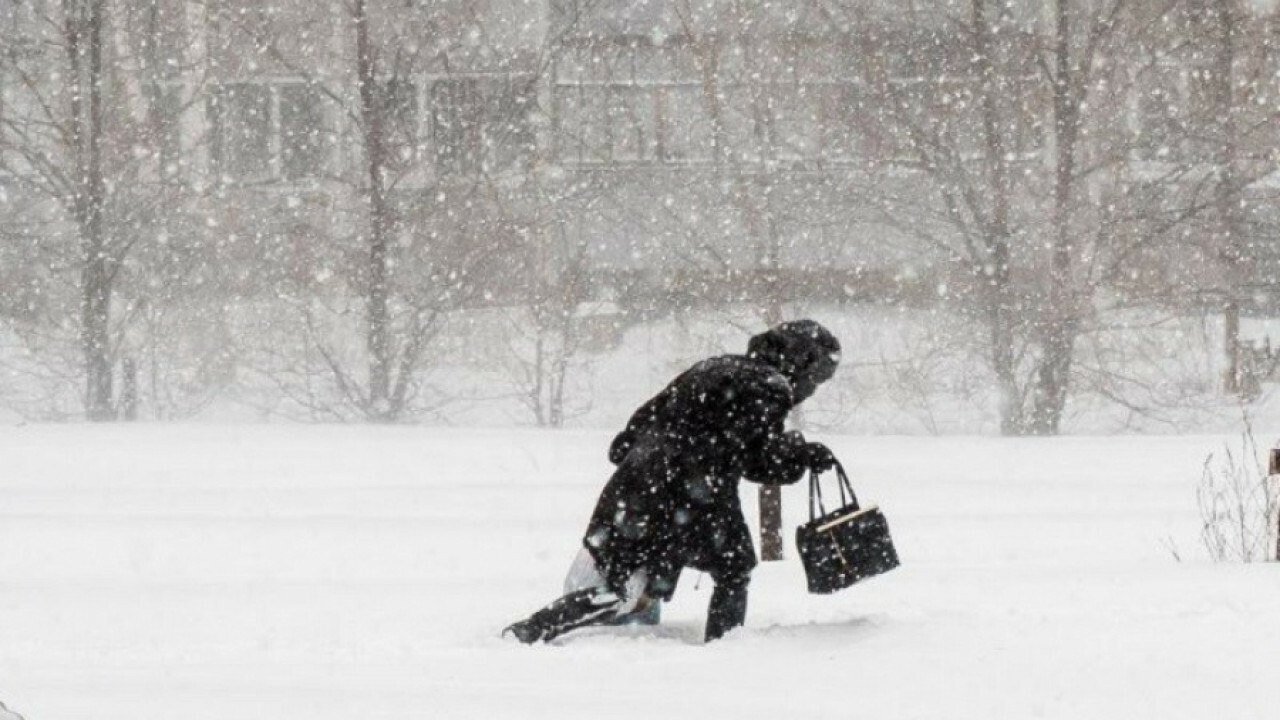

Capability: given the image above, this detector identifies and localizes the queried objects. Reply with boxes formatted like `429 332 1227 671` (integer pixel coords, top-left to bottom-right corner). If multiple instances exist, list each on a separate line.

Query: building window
556 84 609 164
821 84 860 161
431 76 534 176
431 78 482 175
560 83 735 165
554 80 833 166
3 0 41 59
151 83 184 182
139 0 187 80
769 85 819 160
486 77 536 171
610 85 657 162
1185 66 1221 163
1135 67 1183 162
378 78 422 170
659 85 709 162
209 84 272 181
208 82 327 184
719 84 763 163
279 84 325 181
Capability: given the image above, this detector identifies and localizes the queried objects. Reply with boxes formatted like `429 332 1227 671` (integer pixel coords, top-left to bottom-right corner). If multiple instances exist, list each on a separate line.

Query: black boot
704 578 749 642
504 587 624 644
502 617 546 644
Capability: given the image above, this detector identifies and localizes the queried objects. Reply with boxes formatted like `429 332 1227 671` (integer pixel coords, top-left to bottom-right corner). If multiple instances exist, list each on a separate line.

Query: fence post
1269 449 1280 562
1270 474 1279 563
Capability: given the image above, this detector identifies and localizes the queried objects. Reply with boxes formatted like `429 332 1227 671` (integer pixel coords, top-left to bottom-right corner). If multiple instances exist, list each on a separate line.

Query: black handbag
795 460 900 594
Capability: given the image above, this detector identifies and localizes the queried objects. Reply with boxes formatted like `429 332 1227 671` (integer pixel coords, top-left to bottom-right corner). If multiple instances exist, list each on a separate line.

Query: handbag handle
808 459 860 521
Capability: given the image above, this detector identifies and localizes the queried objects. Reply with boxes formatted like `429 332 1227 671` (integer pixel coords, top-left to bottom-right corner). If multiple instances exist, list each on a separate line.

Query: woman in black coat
505 319 841 643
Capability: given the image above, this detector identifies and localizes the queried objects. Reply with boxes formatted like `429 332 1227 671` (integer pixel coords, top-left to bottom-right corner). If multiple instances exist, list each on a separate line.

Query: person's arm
739 374 837 484
742 426 811 486
743 428 837 485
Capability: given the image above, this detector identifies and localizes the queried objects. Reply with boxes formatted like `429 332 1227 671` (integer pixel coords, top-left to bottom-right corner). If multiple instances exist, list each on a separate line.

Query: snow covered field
0 424 1277 720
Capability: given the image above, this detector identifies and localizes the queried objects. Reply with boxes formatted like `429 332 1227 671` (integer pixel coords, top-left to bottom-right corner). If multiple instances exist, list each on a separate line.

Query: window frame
207 80 330 187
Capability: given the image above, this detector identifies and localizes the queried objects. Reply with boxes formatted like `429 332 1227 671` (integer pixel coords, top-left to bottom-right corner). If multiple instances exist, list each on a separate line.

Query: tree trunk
82 257 113 420
1028 0 1083 436
1211 0 1246 397
990 294 1022 435
533 331 548 426
1028 315 1075 435
354 0 393 420
69 0 114 421
548 316 571 428
973 0 1022 435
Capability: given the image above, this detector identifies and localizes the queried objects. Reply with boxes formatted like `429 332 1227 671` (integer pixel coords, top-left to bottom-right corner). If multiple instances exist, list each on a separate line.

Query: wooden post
759 485 784 561
1271 475 1279 563
1269 449 1280 562
759 303 785 562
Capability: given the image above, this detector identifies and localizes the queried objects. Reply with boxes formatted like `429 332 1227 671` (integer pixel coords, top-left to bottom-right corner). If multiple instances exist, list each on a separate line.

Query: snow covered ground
0 424 1277 720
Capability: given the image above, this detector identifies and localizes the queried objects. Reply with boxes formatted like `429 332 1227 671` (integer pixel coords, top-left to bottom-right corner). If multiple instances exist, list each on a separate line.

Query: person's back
608 353 796 474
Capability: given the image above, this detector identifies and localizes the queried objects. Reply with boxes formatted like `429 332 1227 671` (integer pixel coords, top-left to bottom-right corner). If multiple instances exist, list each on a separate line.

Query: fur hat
747 319 841 402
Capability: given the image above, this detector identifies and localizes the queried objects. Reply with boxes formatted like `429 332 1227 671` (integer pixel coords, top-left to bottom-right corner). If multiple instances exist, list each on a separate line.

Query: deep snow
0 424 1277 720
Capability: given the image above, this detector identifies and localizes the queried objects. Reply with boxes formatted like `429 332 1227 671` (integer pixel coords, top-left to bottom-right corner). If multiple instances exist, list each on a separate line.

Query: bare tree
1191 0 1277 397
0 0 117 418
503 228 596 427
0 0 203 420
207 0 547 422
1097 0 1280 400
817 0 1165 435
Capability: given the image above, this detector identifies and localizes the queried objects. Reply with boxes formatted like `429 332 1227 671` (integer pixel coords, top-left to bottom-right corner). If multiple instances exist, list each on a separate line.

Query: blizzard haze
3 1 1280 718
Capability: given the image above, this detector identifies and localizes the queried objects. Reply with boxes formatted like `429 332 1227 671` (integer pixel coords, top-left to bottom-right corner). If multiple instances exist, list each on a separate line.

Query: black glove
804 442 837 474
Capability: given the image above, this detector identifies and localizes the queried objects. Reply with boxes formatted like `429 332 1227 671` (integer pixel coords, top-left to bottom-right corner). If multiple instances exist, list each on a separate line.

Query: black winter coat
583 354 811 597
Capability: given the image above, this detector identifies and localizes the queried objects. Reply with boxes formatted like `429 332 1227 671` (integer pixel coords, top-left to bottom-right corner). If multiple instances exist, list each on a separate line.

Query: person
504 319 841 644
